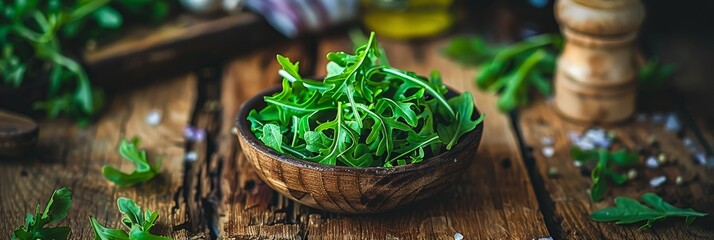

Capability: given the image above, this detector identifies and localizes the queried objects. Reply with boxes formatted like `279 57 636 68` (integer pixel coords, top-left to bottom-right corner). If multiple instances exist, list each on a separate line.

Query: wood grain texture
219 34 550 239
554 0 643 123
83 12 283 88
0 76 197 238
219 42 315 239
517 96 714 239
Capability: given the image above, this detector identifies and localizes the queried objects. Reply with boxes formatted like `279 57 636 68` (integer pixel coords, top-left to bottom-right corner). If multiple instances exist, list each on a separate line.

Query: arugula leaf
90 197 172 240
444 34 562 112
1 0 171 124
639 59 677 95
259 124 284 153
248 32 484 167
12 187 72 240
442 36 499 65
93 6 123 29
437 92 485 150
102 137 161 186
591 193 707 229
572 146 639 201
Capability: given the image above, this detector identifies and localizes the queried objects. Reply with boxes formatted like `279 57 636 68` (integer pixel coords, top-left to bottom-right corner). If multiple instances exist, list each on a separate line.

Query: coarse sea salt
694 152 707 165
454 233 464 240
650 176 667 187
146 109 162 126
664 113 682 132
185 151 198 162
542 146 555 158
645 156 659 169
541 136 555 146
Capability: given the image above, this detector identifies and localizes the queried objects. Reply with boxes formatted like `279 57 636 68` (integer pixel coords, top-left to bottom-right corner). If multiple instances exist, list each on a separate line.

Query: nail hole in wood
244 180 256 191
580 168 590 177
501 158 511 169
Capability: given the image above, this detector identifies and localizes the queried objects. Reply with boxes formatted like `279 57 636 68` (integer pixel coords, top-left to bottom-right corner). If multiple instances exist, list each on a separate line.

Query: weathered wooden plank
218 33 549 239
517 95 714 239
0 76 197 238
218 42 314 239
83 12 283 89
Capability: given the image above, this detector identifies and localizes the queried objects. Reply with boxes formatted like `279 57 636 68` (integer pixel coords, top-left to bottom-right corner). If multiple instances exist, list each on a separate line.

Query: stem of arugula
380 67 456 119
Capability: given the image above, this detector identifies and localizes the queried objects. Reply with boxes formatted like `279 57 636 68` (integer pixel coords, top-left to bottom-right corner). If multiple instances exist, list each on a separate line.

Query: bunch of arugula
571 147 639 201
592 193 707 229
90 197 171 240
0 0 168 124
102 137 161 187
248 32 484 168
443 34 562 112
12 187 73 240
444 34 680 112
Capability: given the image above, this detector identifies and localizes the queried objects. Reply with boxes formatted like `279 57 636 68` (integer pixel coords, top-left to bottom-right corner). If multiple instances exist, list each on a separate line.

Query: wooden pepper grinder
554 0 645 123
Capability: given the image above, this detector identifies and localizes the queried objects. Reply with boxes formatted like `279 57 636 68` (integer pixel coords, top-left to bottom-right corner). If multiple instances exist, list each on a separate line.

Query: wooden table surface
1 32 713 239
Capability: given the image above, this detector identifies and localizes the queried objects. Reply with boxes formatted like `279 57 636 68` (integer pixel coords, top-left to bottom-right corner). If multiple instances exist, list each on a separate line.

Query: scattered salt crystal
537 237 554 240
649 176 667 187
651 113 664 123
568 131 580 143
706 156 714 168
573 161 583 168
636 113 648 122
542 146 555 158
184 127 196 139
664 113 681 132
194 129 206 142
184 126 207 142
582 128 611 148
185 151 198 162
540 136 555 146
574 139 595 151
583 128 606 141
454 233 464 240
683 137 697 152
645 156 659 169
694 152 707 165
146 109 162 126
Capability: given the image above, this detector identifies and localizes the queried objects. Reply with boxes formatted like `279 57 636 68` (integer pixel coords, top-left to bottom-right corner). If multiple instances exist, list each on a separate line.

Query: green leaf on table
102 137 161 187
93 6 122 29
11 187 72 240
591 193 707 229
442 36 499 65
609 149 639 167
444 34 562 112
571 146 640 201
90 197 172 240
639 59 677 94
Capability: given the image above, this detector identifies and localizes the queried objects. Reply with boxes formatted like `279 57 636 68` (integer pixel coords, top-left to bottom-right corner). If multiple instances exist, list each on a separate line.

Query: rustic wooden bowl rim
236 85 484 175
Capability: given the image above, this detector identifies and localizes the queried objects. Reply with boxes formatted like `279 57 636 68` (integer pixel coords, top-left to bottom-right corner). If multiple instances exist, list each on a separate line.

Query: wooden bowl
0 110 39 157
235 86 484 214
